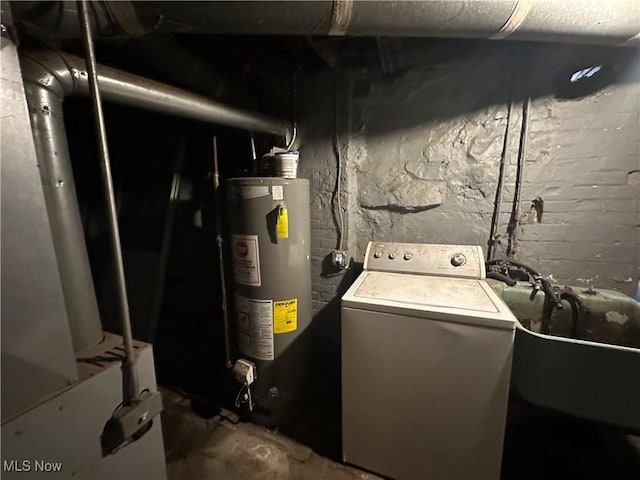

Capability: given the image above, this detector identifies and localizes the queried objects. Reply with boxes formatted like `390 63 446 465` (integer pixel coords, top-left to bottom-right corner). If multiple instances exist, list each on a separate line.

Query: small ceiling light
553 62 615 99
570 65 603 83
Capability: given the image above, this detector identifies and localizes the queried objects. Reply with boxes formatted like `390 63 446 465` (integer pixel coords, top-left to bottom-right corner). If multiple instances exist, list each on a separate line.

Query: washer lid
342 271 516 329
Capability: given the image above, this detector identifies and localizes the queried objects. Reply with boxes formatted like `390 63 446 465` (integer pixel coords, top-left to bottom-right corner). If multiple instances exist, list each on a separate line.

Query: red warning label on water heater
231 234 261 286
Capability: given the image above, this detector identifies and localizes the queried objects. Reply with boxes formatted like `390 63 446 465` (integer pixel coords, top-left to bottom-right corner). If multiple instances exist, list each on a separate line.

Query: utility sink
489 280 640 431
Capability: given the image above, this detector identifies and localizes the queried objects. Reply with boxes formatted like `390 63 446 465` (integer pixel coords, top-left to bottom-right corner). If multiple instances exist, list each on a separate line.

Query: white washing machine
342 242 516 480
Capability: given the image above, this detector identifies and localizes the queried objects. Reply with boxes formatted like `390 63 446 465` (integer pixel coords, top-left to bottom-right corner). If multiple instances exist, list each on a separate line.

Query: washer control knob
451 253 466 267
373 251 383 259
388 252 397 260
404 253 413 260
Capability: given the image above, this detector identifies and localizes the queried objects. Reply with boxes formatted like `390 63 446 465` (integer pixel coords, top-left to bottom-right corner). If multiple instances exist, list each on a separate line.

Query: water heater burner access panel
363 242 486 279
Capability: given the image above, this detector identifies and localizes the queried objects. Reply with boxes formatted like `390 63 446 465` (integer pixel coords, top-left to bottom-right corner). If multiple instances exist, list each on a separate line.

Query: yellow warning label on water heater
274 298 297 334
276 205 289 239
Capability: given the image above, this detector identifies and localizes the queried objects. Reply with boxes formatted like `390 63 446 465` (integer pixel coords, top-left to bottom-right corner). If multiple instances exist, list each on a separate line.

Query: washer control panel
364 242 485 279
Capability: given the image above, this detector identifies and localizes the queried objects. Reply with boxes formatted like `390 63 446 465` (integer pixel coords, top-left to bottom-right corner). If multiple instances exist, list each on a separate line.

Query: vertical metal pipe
25 83 104 352
147 142 186 344
487 100 514 261
506 97 531 258
213 135 233 368
77 0 138 399
514 97 531 210
488 49 518 261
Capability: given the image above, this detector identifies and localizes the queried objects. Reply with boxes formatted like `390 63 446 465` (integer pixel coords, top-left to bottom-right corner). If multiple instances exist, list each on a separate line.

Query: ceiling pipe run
20 49 289 351
12 0 640 46
21 51 290 137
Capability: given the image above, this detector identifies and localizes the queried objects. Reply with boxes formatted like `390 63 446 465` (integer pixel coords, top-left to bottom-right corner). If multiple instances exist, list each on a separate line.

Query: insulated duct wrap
12 0 640 45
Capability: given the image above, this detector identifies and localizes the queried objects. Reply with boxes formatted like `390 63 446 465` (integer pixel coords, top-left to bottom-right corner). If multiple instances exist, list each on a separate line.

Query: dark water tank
226 177 312 427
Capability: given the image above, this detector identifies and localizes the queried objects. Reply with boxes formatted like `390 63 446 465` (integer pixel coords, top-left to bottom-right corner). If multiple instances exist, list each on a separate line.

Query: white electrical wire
247 386 253 412
335 69 345 250
286 71 298 151
234 382 254 412
286 124 297 151
235 383 247 408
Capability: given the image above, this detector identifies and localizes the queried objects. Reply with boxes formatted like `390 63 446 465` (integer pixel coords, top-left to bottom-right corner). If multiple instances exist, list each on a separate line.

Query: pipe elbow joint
20 50 83 99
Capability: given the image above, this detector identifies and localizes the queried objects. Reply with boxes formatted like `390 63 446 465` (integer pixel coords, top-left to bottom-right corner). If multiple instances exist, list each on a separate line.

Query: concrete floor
161 387 640 480
161 389 381 480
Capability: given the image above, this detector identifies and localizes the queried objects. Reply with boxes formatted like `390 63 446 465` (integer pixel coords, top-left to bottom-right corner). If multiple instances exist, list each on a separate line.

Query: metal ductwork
22 51 289 135
12 0 640 46
20 49 289 351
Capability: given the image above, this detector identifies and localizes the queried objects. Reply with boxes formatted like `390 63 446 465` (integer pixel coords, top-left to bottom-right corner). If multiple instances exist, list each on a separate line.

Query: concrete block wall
297 68 362 316
354 43 514 256
516 46 639 293
299 40 639 307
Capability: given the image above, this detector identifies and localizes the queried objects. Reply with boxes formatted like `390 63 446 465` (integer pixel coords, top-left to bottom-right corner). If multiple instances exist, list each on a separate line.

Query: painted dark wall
298 40 640 305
